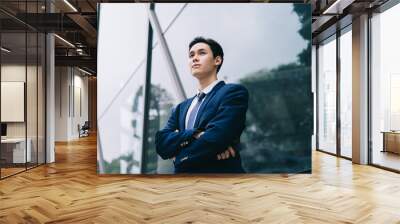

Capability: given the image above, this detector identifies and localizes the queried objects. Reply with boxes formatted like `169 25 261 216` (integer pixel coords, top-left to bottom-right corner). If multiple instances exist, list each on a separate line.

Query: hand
193 131 204 139
217 146 235 160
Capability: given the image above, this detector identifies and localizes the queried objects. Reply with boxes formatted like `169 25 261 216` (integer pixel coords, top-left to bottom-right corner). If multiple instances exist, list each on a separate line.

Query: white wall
1 65 40 137
55 66 68 141
72 72 89 138
55 66 89 141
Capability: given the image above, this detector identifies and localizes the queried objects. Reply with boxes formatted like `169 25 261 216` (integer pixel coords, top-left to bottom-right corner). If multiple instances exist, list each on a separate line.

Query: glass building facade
370 3 400 171
315 0 400 172
0 1 47 179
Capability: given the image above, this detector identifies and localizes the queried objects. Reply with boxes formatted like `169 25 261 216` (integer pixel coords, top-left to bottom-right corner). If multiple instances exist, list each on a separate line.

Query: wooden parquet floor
1 134 400 223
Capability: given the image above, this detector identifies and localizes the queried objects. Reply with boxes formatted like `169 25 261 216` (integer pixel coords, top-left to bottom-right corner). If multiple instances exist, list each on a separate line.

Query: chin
192 71 204 79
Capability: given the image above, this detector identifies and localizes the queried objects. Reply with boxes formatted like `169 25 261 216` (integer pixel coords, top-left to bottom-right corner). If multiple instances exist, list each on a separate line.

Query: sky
155 3 309 96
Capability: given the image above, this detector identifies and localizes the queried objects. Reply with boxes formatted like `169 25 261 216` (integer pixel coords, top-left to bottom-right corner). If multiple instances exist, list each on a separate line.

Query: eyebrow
189 48 207 54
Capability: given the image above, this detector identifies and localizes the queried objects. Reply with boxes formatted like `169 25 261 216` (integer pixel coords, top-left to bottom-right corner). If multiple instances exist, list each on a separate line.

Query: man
155 37 249 173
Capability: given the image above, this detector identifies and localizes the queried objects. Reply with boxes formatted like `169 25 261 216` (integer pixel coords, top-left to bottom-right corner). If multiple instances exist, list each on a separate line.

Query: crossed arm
155 85 249 168
193 132 236 160
155 105 195 160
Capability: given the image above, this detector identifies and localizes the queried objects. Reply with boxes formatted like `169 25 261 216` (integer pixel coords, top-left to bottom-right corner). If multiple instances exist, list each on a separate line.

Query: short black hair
189 37 224 73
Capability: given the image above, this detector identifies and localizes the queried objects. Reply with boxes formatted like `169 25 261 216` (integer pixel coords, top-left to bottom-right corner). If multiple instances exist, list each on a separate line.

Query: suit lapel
194 81 225 128
180 97 194 130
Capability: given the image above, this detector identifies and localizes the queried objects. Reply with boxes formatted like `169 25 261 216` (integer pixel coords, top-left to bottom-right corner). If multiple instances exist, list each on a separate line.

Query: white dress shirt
185 79 222 129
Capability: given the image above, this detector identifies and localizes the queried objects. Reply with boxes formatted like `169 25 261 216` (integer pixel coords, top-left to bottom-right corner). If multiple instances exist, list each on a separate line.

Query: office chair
79 121 90 138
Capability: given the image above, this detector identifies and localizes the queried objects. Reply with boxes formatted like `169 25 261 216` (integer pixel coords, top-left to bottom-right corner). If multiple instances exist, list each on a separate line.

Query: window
0 1 46 179
317 35 337 154
371 3 400 171
339 27 352 158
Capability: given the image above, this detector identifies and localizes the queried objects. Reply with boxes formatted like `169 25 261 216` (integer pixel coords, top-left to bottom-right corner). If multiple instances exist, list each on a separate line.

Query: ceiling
0 0 100 74
310 0 390 43
0 0 394 75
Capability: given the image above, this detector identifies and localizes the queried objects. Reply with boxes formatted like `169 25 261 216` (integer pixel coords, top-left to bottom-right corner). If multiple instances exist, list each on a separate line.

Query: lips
192 64 201 68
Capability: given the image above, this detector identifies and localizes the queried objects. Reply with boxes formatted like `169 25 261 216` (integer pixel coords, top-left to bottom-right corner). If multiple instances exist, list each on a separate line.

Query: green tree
237 4 313 173
293 4 312 66
240 64 312 173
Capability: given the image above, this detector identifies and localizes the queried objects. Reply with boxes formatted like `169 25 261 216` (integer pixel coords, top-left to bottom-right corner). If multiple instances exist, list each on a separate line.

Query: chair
79 121 90 138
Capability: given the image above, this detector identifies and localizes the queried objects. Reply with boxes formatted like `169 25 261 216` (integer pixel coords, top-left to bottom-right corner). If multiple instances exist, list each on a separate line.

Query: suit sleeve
174 85 249 168
155 105 196 160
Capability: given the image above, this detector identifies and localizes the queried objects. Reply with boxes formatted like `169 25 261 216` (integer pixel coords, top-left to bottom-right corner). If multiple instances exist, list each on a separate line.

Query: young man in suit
155 37 249 173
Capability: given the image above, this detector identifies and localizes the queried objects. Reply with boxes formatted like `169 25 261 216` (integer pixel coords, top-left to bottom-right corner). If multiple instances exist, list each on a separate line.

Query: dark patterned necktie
186 92 206 129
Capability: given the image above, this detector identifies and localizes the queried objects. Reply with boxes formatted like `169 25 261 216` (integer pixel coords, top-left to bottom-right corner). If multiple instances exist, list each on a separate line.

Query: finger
221 152 226 160
217 154 221 160
198 132 204 138
229 147 236 157
224 150 229 159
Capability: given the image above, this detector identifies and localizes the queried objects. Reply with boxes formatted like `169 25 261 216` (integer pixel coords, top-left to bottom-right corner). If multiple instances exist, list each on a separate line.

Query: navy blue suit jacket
155 81 249 173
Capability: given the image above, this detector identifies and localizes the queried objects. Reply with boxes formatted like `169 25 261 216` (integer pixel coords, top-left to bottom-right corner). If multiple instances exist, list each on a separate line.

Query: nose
192 55 199 63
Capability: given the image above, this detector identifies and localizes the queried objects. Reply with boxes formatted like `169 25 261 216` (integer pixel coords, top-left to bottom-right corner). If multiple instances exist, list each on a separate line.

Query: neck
198 73 217 90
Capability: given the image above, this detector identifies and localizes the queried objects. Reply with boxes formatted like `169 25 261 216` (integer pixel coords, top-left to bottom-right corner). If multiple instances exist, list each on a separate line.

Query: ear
214 56 222 66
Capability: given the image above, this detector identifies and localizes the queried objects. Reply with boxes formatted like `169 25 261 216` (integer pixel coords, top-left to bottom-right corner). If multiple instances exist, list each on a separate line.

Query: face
188 42 222 79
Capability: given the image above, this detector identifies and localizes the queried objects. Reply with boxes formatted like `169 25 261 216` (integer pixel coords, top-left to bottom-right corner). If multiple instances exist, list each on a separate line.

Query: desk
382 131 400 154
1 138 31 163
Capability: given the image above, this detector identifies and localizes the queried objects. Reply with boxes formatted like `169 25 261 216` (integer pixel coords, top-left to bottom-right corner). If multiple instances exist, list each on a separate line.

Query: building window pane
318 36 337 154
1 31 28 177
97 4 149 174
340 28 352 158
371 3 400 171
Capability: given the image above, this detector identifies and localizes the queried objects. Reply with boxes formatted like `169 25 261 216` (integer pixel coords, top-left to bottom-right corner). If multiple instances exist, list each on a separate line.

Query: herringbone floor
0 135 400 223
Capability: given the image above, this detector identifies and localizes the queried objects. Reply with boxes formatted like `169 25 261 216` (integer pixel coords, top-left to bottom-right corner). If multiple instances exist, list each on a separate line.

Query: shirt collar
197 79 221 95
